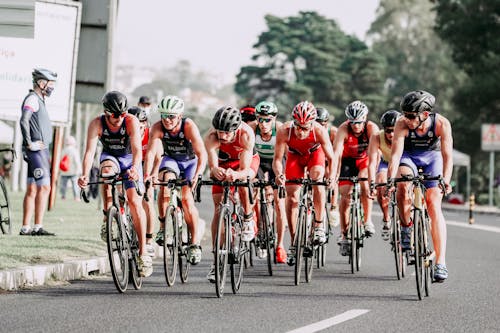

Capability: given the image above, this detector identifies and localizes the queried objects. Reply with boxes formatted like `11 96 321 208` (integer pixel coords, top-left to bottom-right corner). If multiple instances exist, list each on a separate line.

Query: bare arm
232 125 255 180
437 116 454 192
367 132 381 184
331 124 347 180
127 116 143 170
143 122 163 178
79 117 100 187
204 129 223 179
272 123 288 186
387 118 407 180
185 118 208 183
315 124 335 180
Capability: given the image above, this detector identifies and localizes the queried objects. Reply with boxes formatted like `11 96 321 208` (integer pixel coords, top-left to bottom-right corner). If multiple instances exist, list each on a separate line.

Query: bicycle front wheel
0 179 11 234
215 206 230 298
230 216 246 293
179 219 191 284
106 206 129 293
294 206 306 285
391 202 404 280
164 206 179 287
128 217 143 290
414 210 424 300
261 202 273 276
349 206 358 274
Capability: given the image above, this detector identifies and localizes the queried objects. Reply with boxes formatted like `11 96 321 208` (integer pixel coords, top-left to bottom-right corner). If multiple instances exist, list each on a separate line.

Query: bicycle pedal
303 247 313 257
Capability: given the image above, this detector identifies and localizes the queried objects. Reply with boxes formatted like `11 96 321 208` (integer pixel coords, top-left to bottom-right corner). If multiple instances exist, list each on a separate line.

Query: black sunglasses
257 117 273 123
105 111 124 119
161 114 177 120
384 128 394 134
403 112 419 120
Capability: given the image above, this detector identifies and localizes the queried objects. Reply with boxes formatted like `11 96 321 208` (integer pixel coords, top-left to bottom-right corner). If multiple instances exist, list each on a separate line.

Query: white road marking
286 309 370 333
446 220 500 233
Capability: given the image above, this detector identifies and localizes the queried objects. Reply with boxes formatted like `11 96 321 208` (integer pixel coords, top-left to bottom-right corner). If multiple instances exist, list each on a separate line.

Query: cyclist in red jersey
332 101 379 256
273 101 335 266
204 106 260 282
128 106 158 257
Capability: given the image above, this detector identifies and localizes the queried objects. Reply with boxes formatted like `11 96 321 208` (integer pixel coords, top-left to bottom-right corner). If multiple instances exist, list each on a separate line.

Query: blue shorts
399 150 443 188
377 159 388 173
100 152 144 191
159 155 198 181
26 149 51 186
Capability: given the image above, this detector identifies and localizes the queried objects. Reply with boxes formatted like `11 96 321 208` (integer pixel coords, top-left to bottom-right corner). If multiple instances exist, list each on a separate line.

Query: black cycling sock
146 233 153 239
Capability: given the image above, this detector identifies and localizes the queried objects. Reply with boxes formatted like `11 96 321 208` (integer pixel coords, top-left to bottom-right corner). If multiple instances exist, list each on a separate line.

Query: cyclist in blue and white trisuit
250 101 288 264
78 91 152 277
143 96 207 265
19 68 57 236
387 90 453 282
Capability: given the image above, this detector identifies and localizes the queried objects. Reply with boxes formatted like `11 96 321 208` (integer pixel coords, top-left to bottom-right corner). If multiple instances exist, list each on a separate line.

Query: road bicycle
317 188 333 268
82 174 143 293
146 178 192 286
338 176 368 274
252 179 281 276
286 177 328 285
389 173 444 300
195 176 254 297
0 146 15 235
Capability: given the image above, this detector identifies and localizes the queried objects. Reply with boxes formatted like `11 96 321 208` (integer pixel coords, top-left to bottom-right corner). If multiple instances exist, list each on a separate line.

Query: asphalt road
2 190 499 333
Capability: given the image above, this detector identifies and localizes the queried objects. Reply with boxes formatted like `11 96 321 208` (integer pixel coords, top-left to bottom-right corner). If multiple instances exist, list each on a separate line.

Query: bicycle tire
261 202 273 276
106 206 129 293
423 212 432 297
349 205 357 274
304 209 314 283
391 202 403 280
179 219 191 284
128 217 143 290
0 179 11 234
215 205 230 298
163 205 179 287
414 210 424 300
230 216 245 293
294 206 306 285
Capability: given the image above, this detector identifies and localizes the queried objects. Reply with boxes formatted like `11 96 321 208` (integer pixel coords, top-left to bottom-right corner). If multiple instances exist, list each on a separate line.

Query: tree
235 11 386 121
367 0 465 119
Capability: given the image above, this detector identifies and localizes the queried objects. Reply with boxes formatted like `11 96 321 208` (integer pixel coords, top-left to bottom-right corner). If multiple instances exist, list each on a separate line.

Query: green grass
0 191 107 270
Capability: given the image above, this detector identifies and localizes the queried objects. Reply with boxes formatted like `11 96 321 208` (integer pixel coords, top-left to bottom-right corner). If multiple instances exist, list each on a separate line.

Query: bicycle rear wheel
106 206 129 293
215 206 230 298
179 219 191 284
0 179 11 234
414 210 424 300
391 202 404 280
163 205 179 287
230 216 246 293
261 202 273 276
128 217 143 290
294 206 307 285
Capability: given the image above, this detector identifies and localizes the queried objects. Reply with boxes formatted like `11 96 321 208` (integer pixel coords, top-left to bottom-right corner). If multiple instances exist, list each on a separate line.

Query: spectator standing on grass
19 68 57 236
59 135 82 200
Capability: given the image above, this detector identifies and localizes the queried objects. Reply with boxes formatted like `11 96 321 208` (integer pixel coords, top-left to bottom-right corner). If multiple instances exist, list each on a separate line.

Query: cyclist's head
157 95 184 117
102 91 128 118
345 101 368 123
292 101 316 125
128 106 148 122
213 105 241 132
380 110 400 128
32 68 57 97
240 104 256 122
400 90 435 116
255 101 278 117
315 107 329 125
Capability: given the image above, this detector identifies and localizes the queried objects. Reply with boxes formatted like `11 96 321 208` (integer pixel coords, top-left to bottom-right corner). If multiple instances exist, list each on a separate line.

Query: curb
0 257 109 291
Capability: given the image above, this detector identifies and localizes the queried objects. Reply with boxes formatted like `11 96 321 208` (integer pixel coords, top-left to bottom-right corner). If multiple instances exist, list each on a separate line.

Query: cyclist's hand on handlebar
211 166 226 181
77 175 88 188
276 174 285 187
127 165 139 181
225 168 238 182
385 179 395 197
368 181 376 200
326 177 335 190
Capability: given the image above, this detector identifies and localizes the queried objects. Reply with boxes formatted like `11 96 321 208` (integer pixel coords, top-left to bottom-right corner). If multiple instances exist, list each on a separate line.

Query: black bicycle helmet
240 105 256 122
102 91 128 116
32 68 57 82
315 107 329 122
380 110 400 128
213 106 241 132
400 90 435 113
128 106 148 121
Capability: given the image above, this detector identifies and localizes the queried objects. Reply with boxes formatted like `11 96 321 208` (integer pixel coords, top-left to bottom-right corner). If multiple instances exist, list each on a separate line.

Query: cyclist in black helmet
368 110 400 240
78 91 152 277
19 68 58 236
204 105 260 282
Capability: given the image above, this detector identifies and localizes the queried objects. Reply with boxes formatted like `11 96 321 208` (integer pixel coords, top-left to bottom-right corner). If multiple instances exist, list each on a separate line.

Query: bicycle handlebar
80 174 142 202
195 175 254 204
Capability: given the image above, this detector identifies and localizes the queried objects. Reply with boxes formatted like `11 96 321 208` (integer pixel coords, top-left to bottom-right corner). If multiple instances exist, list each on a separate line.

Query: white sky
115 0 380 84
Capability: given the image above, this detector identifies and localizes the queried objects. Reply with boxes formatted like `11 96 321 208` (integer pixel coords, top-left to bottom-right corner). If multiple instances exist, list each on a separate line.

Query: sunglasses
349 120 365 125
403 112 419 120
384 128 394 134
294 122 311 131
161 114 177 120
257 117 273 124
105 111 124 119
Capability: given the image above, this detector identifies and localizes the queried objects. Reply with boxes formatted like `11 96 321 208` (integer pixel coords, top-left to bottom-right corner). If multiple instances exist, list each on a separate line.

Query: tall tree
367 0 465 119
235 11 386 120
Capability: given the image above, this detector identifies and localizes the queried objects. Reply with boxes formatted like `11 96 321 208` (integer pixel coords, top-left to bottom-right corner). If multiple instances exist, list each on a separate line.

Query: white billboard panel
0 1 80 125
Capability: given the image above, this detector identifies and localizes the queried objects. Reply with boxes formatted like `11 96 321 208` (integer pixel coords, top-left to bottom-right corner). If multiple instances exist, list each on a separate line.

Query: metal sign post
481 124 500 206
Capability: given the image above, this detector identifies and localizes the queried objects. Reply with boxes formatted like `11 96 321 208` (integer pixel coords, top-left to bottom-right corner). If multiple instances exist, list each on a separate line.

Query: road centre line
286 309 370 333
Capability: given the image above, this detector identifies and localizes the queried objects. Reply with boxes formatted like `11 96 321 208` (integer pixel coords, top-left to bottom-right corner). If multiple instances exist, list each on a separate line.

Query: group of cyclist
75 88 452 283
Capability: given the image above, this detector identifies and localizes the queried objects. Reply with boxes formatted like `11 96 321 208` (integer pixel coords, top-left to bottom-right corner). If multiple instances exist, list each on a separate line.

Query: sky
115 0 380 84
